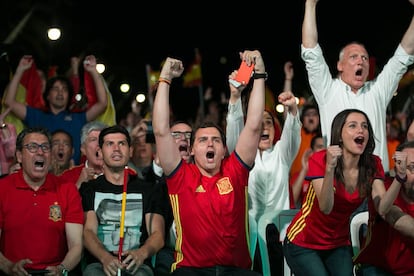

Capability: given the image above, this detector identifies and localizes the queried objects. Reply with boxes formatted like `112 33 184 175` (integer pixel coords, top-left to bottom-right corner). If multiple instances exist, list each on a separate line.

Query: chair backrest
249 213 258 263
257 209 299 276
349 211 369 256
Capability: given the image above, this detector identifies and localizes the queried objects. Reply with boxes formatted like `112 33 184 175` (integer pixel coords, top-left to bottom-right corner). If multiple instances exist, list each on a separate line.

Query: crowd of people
0 0 414 275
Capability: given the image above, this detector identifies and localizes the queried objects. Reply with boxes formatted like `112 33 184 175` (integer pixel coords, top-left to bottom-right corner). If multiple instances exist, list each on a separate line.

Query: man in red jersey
152 50 265 275
0 127 83 275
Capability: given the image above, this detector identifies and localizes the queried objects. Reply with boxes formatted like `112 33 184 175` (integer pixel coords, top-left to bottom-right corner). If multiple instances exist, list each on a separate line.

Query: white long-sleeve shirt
226 100 301 222
302 43 414 173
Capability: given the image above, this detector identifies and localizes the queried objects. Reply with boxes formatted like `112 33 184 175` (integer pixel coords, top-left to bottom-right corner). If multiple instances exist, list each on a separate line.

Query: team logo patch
216 177 233 195
49 202 62 222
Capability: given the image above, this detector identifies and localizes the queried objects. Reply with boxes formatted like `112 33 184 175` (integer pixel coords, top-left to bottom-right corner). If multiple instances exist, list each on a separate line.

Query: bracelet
253 72 268 80
395 174 407 184
158 77 171 85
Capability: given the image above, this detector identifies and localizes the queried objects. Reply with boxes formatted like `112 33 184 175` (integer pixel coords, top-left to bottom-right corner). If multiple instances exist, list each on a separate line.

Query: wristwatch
59 264 68 276
252 72 268 80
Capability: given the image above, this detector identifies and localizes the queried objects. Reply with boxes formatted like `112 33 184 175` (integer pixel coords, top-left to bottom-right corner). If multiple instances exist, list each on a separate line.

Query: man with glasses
127 119 193 276
354 140 414 275
0 127 83 275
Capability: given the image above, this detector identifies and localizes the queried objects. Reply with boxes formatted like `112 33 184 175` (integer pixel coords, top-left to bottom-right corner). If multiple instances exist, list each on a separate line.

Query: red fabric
166 155 251 270
354 176 414 275
84 71 97 109
286 151 385 250
0 171 83 269
20 61 45 110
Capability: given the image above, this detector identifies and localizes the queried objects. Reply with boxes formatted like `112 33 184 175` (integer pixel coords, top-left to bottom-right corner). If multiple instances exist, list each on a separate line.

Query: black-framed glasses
23 143 51 153
171 131 192 139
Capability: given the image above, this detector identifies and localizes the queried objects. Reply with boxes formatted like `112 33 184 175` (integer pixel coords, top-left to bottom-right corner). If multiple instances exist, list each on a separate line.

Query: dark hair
43 76 74 111
171 120 193 130
310 133 323 150
300 104 319 123
99 125 131 148
330 109 376 198
51 129 73 147
396 140 414 151
16 127 52 151
192 121 226 148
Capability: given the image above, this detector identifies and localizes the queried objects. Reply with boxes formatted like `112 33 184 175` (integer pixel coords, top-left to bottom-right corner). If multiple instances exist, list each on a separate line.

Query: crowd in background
1 0 414 275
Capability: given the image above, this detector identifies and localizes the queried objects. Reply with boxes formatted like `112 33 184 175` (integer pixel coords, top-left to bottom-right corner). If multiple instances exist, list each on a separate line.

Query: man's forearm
385 205 414 239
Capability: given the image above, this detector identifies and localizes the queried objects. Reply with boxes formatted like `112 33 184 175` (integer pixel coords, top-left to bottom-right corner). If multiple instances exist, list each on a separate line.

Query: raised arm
4 55 32 120
283 61 294 92
152 58 185 175
313 145 342 214
373 151 407 217
84 55 107 122
226 70 245 154
302 0 319 49
400 0 414 55
234 50 266 167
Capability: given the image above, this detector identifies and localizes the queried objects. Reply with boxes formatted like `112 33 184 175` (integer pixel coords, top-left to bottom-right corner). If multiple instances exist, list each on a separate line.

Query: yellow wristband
158 77 171 85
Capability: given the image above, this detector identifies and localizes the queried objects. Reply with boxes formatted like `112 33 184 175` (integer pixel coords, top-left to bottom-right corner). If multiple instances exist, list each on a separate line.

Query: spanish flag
183 48 202 88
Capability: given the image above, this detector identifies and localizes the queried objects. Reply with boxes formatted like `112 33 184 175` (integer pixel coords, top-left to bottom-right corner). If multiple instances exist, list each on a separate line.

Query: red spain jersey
0 170 83 270
166 153 252 270
286 150 384 250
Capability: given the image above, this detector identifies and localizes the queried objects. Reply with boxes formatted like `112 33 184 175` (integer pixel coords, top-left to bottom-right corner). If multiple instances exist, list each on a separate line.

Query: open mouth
206 151 214 159
354 137 364 145
355 69 363 76
34 160 45 168
261 134 269 140
179 145 188 152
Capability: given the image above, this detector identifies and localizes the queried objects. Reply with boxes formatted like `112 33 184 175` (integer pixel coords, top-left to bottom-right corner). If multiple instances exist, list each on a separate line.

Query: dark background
1 0 413 122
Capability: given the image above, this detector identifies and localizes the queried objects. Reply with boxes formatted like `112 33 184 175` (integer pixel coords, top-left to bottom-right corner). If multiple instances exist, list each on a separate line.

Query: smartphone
229 60 254 88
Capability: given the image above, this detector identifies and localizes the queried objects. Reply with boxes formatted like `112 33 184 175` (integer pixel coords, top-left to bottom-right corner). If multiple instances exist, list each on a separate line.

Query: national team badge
49 202 62 222
216 177 233 195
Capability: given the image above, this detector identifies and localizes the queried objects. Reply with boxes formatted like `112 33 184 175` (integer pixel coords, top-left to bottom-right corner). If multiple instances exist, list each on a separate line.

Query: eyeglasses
171 131 192 139
23 143 51 153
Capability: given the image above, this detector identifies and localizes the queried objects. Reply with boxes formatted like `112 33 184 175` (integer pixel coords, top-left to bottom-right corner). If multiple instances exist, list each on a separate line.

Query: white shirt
302 43 414 173
226 102 301 222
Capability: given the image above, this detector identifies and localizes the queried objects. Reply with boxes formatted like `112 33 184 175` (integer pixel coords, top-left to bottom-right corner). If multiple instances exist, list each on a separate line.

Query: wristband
158 77 171 85
253 72 268 80
395 174 407 184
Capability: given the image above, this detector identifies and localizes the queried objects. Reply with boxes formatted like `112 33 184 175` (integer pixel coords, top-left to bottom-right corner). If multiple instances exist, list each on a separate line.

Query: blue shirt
25 106 87 165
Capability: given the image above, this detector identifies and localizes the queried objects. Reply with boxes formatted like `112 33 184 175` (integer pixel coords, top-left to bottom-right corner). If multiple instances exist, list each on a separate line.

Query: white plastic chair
249 213 258 265
257 209 299 276
349 211 369 276
350 211 369 256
